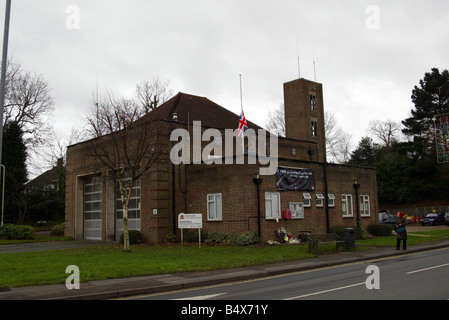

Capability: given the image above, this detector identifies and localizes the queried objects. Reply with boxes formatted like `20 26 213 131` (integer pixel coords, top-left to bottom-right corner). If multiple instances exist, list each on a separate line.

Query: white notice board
178 213 203 229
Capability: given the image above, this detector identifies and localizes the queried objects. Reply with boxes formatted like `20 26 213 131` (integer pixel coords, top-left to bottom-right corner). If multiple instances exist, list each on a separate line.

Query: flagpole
239 74 244 154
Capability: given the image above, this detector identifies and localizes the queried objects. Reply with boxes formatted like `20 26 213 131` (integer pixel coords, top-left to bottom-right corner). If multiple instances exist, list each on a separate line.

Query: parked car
379 210 397 227
444 212 449 226
421 212 445 226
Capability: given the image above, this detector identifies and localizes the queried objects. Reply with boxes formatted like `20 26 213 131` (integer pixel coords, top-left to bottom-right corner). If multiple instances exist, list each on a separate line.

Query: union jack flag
237 111 248 138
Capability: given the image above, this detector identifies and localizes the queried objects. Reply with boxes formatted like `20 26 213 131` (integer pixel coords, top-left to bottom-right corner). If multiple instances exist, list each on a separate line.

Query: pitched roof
139 92 262 131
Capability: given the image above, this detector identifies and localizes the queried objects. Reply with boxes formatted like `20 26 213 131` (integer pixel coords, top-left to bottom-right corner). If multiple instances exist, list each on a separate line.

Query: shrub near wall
0 224 34 240
367 223 393 237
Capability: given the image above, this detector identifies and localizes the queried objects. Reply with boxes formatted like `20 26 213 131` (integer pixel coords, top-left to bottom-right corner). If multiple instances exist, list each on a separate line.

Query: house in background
24 158 66 223
64 78 378 243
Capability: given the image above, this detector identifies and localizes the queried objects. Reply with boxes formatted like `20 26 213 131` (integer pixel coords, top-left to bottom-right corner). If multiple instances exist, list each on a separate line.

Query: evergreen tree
402 68 449 159
1 121 28 224
348 137 378 167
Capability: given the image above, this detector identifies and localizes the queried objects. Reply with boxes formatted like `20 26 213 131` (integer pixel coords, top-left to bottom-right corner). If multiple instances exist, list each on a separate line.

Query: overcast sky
2 0 449 174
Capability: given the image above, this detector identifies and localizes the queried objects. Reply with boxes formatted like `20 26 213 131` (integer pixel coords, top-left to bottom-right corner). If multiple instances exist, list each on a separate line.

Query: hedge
0 224 34 240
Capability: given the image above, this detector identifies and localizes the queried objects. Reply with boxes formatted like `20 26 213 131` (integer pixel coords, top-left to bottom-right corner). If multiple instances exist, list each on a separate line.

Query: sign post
178 213 203 248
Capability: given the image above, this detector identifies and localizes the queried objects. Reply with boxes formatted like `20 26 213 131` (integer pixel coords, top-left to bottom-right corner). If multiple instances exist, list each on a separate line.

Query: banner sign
435 113 449 163
276 167 315 191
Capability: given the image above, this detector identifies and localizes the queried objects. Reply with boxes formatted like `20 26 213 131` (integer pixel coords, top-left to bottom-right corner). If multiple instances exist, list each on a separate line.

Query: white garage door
83 176 103 240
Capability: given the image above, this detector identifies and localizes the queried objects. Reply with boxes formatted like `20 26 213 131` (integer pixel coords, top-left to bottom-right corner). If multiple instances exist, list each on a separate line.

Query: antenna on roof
296 35 301 79
95 71 99 108
239 74 243 113
313 60 317 82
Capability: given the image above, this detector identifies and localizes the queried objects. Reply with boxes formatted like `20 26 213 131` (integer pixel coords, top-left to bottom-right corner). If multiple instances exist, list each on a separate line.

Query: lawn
1 228 448 288
0 244 316 288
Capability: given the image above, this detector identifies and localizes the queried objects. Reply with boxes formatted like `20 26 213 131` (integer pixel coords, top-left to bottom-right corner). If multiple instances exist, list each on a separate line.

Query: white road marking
174 293 227 300
406 263 449 275
284 282 365 300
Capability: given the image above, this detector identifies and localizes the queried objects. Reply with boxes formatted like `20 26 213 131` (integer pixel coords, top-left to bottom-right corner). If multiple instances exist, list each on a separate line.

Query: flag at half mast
237 110 248 138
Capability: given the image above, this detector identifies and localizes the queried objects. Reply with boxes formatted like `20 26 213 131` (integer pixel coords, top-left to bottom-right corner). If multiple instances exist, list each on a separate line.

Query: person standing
396 211 407 250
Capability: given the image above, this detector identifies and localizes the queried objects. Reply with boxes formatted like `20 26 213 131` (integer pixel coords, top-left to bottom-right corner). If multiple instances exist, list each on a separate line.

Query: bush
185 230 260 246
164 232 178 243
367 223 393 237
119 230 143 245
0 224 34 240
204 231 230 244
50 223 65 236
229 231 260 246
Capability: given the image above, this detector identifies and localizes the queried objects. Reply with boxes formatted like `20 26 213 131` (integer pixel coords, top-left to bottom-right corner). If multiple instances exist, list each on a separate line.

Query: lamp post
1 164 4 226
353 180 361 228
0 0 12 168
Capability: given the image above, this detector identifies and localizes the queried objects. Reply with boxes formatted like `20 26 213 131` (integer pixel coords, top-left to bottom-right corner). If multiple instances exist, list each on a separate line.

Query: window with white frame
328 194 336 207
341 194 353 217
265 192 281 219
207 193 222 221
360 195 370 217
303 193 312 207
316 193 324 207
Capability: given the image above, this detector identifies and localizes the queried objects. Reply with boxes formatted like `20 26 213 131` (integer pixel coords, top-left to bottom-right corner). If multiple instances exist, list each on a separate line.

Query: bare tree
368 119 402 147
135 76 173 113
325 111 353 164
3 60 54 148
86 80 170 252
265 104 286 137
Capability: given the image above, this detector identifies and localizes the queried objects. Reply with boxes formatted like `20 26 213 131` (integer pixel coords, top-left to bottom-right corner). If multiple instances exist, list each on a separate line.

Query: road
127 247 449 300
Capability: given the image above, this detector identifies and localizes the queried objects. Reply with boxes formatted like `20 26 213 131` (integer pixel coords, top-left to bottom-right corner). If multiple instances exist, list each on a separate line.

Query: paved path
0 240 106 254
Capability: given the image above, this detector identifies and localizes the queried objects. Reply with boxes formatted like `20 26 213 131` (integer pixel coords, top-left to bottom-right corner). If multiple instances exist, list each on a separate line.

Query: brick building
64 78 378 243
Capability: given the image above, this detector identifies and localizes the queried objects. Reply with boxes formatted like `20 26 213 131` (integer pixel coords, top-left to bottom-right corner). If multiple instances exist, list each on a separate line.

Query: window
342 194 353 217
316 193 324 207
311 120 318 137
289 202 304 219
328 194 336 207
265 192 281 219
360 195 370 217
303 193 312 207
207 193 222 221
309 93 317 110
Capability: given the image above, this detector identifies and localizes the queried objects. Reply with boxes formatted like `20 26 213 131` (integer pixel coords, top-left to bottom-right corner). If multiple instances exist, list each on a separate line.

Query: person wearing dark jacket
396 211 407 250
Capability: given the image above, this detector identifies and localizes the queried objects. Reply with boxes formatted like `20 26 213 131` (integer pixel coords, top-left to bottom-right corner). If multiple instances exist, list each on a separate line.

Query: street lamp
353 180 361 228
0 0 12 173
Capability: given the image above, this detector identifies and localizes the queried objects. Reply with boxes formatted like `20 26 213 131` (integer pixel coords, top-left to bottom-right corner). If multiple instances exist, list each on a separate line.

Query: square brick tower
283 78 326 163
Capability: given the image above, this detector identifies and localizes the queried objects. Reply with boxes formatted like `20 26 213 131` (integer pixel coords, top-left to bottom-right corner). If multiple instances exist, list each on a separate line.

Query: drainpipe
253 173 263 238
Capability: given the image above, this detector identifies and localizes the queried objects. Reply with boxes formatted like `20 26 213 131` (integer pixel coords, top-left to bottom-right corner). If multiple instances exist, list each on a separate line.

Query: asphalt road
130 247 449 300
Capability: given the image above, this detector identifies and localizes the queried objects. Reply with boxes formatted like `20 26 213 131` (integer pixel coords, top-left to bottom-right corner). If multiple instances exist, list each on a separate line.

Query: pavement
1 226 449 300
